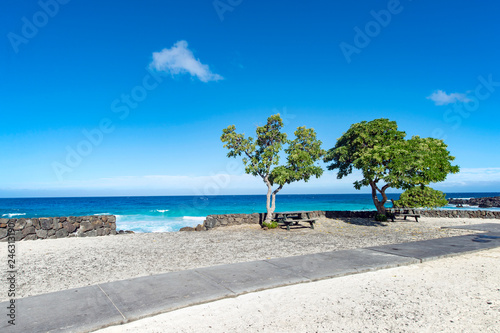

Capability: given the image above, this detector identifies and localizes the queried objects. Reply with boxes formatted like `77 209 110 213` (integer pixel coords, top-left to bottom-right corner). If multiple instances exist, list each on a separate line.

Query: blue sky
1 0 499 197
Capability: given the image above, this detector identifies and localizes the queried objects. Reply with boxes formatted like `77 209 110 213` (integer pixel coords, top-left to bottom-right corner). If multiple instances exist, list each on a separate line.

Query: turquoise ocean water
0 193 498 233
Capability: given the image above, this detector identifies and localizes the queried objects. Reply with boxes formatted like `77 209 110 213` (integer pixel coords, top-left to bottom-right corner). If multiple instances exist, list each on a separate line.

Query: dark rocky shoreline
448 196 500 208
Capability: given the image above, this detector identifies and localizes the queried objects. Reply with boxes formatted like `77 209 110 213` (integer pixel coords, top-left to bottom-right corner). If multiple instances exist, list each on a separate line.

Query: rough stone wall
0 215 117 242
407 209 500 219
202 210 500 230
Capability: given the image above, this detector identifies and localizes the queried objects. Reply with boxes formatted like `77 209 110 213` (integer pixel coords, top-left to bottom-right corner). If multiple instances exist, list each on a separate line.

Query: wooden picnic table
388 208 420 222
275 211 317 231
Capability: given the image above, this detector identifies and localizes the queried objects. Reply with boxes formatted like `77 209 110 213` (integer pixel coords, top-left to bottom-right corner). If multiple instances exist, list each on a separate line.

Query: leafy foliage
394 186 449 209
262 220 279 229
375 213 388 222
221 114 325 220
324 118 459 213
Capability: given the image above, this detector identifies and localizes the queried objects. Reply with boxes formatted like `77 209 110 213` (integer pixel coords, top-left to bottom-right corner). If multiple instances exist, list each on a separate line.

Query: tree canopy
324 118 459 214
393 186 449 209
221 114 324 220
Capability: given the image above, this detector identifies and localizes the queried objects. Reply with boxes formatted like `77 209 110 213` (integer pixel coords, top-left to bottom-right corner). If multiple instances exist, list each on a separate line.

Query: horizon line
1 191 499 200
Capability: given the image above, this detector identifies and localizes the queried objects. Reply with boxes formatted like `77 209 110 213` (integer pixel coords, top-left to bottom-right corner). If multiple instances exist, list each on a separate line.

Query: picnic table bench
388 208 420 222
276 211 317 231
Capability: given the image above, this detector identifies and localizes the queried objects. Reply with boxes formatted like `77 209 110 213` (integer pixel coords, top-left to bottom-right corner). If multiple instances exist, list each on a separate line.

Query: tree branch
273 184 284 196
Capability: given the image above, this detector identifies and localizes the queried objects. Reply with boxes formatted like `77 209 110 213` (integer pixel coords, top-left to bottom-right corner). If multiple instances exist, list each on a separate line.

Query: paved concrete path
2 226 500 333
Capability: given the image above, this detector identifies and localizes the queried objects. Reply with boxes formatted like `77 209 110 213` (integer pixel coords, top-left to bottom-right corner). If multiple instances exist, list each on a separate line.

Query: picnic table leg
286 223 290 231
309 222 314 229
415 216 419 222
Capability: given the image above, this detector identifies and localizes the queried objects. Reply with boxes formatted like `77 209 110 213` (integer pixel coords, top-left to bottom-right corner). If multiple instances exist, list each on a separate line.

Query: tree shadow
335 217 388 227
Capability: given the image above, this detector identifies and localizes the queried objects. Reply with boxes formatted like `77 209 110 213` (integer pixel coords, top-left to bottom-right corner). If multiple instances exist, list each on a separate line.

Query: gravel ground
0 217 496 302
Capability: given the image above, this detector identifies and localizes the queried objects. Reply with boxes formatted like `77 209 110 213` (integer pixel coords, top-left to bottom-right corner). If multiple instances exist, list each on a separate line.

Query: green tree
221 114 324 221
323 118 459 214
393 185 449 209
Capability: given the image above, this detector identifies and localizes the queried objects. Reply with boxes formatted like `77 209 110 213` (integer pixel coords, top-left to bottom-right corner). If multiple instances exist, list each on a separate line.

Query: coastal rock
24 234 37 241
195 224 204 231
79 221 93 233
180 227 195 232
48 229 56 237
64 222 77 233
36 229 48 239
56 229 69 238
0 229 7 239
203 216 218 230
22 226 36 236
92 220 103 229
449 196 500 208
14 230 24 241
52 218 60 230
14 218 27 230
40 218 52 230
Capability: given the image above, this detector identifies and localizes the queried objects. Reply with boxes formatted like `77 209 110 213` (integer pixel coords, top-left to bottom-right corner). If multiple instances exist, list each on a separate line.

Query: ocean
0 193 498 233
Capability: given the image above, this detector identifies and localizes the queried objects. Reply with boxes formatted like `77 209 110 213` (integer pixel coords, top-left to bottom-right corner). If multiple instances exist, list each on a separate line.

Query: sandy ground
0 217 497 302
97 247 500 333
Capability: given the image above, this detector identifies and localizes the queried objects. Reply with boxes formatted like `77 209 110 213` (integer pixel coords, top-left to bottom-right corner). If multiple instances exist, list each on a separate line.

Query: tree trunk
271 185 284 217
370 181 387 215
265 180 274 221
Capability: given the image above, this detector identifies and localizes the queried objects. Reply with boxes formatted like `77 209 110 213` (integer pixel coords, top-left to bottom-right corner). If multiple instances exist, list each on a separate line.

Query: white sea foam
93 213 110 215
147 225 174 232
2 213 26 217
182 216 206 221
156 209 169 213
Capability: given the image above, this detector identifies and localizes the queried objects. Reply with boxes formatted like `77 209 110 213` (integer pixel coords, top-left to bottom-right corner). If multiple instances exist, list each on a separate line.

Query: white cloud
426 90 471 106
437 167 500 186
150 40 223 82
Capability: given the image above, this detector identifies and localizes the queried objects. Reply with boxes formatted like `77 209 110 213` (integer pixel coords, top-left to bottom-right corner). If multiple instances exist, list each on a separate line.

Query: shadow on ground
336 217 388 227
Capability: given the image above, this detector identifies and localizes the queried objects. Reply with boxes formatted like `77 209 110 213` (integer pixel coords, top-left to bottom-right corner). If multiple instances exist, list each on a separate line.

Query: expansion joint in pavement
97 284 127 321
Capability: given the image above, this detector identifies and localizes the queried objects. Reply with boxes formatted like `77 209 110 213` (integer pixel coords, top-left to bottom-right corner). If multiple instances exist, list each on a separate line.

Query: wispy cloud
150 40 223 82
426 90 471 106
